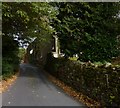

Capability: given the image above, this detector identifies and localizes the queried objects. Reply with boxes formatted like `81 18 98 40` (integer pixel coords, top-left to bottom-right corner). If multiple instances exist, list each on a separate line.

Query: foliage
2 34 20 79
69 57 78 61
52 2 120 62
2 34 19 57
45 56 120 107
2 2 57 78
111 56 120 65
2 2 57 44
18 48 26 61
2 57 19 80
27 38 53 66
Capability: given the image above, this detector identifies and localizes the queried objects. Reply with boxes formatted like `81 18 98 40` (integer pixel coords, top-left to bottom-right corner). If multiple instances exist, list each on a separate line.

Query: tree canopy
2 2 120 77
2 2 57 46
52 2 120 62
2 2 57 77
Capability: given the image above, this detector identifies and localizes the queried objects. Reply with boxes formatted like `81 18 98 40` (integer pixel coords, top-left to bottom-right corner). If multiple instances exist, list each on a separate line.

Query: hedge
45 54 120 107
2 57 19 80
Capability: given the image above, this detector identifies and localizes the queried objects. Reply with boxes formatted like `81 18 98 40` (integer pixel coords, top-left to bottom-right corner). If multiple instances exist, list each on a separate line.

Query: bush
45 53 68 75
2 60 13 80
45 56 120 107
2 57 19 80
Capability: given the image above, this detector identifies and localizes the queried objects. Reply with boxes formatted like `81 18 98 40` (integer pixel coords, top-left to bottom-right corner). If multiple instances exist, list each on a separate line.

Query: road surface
2 63 86 106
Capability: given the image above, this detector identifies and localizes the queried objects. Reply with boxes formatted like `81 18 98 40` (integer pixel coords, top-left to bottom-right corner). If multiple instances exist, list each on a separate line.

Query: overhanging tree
2 2 57 77
52 2 120 62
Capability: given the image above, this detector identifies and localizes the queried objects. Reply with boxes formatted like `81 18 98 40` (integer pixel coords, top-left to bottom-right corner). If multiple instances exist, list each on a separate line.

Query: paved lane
2 63 85 106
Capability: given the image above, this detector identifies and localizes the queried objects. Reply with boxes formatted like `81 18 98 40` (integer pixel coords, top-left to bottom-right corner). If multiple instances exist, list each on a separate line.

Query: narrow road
2 63 85 106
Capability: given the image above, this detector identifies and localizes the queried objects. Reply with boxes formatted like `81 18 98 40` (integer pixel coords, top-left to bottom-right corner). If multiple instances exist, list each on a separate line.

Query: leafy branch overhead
52 2 120 62
2 2 120 71
2 2 58 77
2 2 57 44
